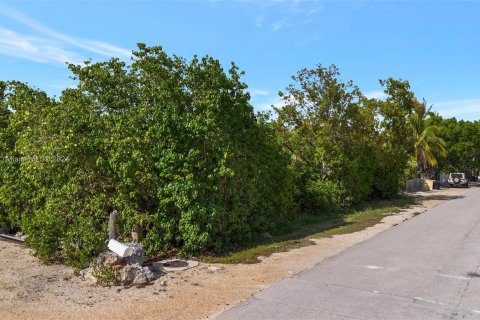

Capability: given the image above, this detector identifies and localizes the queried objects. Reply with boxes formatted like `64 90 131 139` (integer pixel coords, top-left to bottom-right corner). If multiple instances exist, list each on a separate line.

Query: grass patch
201 195 416 264
202 238 317 264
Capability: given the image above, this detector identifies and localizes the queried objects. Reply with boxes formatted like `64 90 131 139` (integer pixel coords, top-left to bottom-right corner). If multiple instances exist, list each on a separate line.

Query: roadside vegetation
427 116 480 178
202 195 416 264
0 44 478 268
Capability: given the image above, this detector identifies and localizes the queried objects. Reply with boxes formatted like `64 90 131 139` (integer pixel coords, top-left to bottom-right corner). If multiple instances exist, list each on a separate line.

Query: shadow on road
416 193 466 201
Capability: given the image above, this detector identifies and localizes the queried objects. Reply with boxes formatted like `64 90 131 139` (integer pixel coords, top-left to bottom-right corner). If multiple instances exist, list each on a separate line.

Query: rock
152 262 163 271
157 279 167 286
97 251 125 267
143 266 157 282
207 266 220 273
119 264 140 284
133 272 148 285
111 264 125 271
79 267 96 283
80 242 158 286
118 263 159 285
120 264 159 285
124 242 144 265
80 267 91 277
103 252 122 265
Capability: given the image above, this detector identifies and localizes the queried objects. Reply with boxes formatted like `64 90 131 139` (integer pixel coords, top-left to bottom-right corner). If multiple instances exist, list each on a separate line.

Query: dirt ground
0 187 472 320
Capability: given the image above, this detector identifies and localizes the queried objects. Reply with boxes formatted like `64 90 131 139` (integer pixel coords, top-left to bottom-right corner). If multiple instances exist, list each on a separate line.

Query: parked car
448 172 469 188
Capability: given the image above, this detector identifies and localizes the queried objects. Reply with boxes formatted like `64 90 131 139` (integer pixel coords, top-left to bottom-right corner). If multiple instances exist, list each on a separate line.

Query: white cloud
249 88 271 97
0 3 131 64
364 90 387 100
254 97 284 112
0 28 82 64
433 98 480 120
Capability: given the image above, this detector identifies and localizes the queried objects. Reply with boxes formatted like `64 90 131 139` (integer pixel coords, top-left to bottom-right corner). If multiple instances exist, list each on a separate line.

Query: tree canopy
0 45 293 266
0 47 477 266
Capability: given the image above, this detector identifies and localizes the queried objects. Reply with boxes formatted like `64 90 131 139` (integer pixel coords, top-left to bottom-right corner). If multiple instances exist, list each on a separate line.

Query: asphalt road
217 187 480 320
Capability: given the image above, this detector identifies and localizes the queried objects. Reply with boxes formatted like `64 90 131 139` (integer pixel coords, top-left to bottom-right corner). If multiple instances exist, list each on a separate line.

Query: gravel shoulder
0 187 471 320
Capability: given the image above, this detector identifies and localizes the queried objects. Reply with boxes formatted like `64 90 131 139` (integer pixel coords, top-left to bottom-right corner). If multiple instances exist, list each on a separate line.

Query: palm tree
409 99 448 175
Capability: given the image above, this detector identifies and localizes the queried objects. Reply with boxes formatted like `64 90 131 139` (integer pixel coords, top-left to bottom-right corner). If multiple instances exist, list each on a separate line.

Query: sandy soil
0 187 472 320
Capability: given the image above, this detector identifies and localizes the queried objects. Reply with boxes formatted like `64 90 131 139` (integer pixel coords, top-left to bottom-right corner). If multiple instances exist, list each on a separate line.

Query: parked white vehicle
448 172 469 188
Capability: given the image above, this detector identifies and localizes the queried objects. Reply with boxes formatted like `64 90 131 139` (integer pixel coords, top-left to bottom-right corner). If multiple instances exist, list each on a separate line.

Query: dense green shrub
0 81 12 228
0 45 293 266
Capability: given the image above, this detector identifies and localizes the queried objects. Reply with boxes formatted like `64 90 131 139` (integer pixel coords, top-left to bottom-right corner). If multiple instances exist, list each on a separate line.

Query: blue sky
0 0 479 120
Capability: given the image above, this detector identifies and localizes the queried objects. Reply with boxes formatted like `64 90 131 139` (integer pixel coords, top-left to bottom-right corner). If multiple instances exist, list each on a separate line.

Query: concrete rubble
14 231 27 241
80 242 161 286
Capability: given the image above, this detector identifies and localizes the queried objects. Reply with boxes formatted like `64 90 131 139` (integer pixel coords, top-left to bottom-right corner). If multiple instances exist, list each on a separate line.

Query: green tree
274 65 378 212
428 116 480 178
409 99 447 176
371 78 417 197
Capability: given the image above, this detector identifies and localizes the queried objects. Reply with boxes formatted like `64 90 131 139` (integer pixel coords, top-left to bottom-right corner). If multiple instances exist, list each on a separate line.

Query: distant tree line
0 45 478 266
427 116 480 178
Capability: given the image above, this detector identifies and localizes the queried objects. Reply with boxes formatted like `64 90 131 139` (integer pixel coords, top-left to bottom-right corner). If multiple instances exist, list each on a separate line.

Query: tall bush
0 45 293 266
370 79 418 197
273 65 378 212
